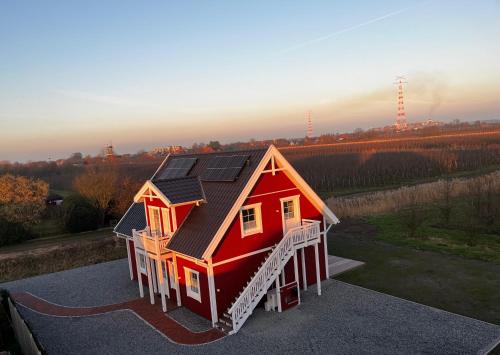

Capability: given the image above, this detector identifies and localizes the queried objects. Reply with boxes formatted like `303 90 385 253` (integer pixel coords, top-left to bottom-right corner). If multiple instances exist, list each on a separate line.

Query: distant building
46 193 64 206
150 146 185 156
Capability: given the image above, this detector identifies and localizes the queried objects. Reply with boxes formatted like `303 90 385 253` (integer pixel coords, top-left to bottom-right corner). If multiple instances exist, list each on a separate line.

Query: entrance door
281 196 301 235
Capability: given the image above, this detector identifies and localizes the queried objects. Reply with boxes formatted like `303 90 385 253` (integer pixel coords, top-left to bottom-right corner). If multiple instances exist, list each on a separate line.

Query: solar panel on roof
158 158 197 179
201 155 249 182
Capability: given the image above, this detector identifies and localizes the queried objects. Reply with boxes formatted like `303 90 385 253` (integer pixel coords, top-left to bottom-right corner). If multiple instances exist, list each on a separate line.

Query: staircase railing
228 219 321 333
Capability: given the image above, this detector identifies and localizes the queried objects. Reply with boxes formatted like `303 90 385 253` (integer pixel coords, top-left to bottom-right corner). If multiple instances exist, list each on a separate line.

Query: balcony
132 227 171 256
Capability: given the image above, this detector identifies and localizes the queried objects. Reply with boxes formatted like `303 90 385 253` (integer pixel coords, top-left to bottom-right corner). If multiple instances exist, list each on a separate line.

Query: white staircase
219 219 321 334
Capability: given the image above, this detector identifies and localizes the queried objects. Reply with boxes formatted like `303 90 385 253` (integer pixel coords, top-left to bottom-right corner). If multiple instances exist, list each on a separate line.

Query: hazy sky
1 0 499 162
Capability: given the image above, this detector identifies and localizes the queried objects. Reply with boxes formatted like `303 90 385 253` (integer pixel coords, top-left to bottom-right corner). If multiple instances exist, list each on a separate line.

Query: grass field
329 220 500 325
367 197 500 263
330 164 500 198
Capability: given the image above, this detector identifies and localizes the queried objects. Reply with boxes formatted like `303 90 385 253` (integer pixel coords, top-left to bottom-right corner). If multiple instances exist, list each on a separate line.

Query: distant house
45 193 64 206
114 145 339 334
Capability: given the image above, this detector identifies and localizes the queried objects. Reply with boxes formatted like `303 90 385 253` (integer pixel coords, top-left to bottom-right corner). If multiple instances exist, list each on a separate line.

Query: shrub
0 218 34 247
62 195 100 233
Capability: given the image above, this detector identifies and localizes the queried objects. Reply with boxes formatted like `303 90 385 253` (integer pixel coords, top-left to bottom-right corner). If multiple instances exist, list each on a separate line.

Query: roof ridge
168 147 269 158
153 175 200 183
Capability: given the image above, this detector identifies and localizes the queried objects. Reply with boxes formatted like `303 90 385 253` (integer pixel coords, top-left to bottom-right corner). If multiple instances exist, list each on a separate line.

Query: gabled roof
115 145 339 259
153 176 205 205
113 202 146 238
162 148 267 259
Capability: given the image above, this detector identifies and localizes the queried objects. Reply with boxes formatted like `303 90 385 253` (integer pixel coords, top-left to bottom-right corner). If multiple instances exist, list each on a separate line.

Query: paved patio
329 255 365 277
2 258 500 354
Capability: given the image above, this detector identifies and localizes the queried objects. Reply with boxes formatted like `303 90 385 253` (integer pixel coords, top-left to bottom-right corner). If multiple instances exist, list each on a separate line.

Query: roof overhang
201 145 339 260
133 180 206 207
134 180 172 205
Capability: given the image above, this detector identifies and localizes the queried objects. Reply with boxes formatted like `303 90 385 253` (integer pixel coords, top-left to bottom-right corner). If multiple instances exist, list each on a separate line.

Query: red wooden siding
210 165 327 317
213 251 269 315
175 255 211 320
174 203 194 230
212 169 324 263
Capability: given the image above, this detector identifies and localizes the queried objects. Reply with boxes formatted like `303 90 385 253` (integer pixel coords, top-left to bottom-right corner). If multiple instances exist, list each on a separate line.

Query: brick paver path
12 292 225 345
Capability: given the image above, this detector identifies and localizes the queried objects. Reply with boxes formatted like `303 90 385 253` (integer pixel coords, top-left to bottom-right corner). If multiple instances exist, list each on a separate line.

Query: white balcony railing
132 227 170 256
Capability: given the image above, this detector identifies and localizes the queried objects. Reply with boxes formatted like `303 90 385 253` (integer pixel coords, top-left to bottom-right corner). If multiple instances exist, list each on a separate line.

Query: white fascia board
201 146 274 260
201 145 339 260
133 180 172 206
271 146 340 224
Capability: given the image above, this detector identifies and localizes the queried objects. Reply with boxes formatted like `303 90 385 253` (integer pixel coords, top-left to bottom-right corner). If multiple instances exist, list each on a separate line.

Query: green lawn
0 228 114 256
329 220 500 325
367 197 500 263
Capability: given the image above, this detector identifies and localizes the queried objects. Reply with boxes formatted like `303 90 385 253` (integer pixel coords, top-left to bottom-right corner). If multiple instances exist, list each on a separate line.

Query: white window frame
239 203 263 237
280 195 301 235
161 207 170 235
148 206 162 235
167 260 176 289
184 267 201 302
138 252 147 274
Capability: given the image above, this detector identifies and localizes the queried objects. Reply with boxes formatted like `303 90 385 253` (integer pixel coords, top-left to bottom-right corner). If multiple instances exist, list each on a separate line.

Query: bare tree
74 168 118 225
0 174 48 226
111 177 142 217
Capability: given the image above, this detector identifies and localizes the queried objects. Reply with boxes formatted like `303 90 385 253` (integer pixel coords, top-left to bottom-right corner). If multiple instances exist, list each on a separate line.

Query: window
167 261 176 289
283 200 295 220
240 203 263 237
184 267 201 302
148 206 161 235
161 208 171 235
138 253 147 274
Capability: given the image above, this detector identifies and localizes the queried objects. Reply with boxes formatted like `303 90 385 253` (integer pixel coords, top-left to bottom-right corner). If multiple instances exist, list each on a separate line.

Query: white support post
146 255 155 304
164 261 171 299
156 259 167 312
207 259 219 326
293 250 301 304
173 254 182 307
126 239 133 280
314 243 321 296
151 259 158 293
271 155 276 176
135 253 144 298
280 267 286 285
323 217 330 279
275 274 282 312
301 247 307 291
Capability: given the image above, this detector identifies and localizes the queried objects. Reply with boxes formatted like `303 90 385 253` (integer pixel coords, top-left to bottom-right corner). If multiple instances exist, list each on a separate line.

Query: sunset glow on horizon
1 0 499 162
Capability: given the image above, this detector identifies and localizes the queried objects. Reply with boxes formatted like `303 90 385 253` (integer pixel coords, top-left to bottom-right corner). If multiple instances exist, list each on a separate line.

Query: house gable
202 145 338 260
211 163 324 262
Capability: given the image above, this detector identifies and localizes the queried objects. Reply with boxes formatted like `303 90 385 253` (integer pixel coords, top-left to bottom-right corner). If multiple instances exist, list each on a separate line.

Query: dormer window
240 203 263 237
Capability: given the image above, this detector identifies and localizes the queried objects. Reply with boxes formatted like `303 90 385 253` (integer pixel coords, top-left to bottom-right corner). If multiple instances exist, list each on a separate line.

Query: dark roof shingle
113 202 146 237
159 148 267 259
153 176 205 205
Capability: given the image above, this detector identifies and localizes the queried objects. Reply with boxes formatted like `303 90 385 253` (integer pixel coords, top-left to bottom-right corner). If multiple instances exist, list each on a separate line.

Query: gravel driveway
3 259 500 354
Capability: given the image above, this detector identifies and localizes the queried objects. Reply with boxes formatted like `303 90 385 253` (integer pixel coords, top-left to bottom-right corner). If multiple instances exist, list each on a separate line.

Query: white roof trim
201 145 339 260
133 180 172 205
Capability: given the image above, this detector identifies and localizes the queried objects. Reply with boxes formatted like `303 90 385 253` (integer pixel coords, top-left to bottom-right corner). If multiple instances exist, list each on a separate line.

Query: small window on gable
240 203 263 237
184 267 201 302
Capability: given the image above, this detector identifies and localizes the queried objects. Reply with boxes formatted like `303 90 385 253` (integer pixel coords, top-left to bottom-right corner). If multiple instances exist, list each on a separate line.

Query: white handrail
133 228 171 255
228 219 321 333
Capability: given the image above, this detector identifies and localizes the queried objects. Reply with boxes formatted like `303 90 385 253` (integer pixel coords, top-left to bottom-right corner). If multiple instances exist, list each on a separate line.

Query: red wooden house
114 145 339 334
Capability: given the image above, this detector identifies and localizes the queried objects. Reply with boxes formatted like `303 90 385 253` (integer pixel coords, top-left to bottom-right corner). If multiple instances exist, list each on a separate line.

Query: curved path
12 292 225 345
